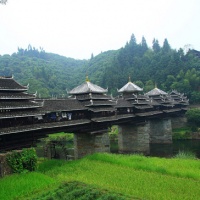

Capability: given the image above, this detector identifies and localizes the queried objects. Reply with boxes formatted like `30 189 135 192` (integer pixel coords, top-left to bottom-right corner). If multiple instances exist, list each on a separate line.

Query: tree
140 36 148 55
186 108 200 126
90 53 94 60
128 34 138 57
129 34 137 47
165 75 176 90
135 80 144 89
152 38 160 53
144 80 154 92
162 38 171 53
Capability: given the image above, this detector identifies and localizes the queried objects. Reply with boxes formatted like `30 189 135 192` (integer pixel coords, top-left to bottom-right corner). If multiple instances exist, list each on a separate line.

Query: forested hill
1 35 200 103
0 46 88 97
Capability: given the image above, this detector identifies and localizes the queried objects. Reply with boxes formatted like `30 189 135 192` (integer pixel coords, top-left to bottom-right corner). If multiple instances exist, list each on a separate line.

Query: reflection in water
150 140 200 158
111 140 200 158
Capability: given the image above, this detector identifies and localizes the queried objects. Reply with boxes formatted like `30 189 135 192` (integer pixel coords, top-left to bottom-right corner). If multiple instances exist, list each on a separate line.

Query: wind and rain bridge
0 76 188 159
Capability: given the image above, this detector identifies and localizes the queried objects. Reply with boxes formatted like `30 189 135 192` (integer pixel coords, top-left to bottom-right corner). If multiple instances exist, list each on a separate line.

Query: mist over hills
1 34 200 103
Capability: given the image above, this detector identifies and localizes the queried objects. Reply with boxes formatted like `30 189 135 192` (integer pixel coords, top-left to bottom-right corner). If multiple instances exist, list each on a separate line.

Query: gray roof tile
0 76 28 91
145 88 167 96
118 81 143 93
40 99 86 112
68 81 108 94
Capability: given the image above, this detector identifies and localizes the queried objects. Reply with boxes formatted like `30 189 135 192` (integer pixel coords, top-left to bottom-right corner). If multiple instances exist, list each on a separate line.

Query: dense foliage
1 35 200 102
186 108 200 126
0 45 87 98
6 148 37 173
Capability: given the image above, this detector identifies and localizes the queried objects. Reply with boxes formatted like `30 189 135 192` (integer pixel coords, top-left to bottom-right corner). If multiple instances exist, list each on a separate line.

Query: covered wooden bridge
0 76 188 158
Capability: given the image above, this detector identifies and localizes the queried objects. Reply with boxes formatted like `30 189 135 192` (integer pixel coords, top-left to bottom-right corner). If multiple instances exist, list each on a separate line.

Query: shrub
172 127 192 139
32 181 130 200
174 150 196 159
6 148 37 173
109 126 119 141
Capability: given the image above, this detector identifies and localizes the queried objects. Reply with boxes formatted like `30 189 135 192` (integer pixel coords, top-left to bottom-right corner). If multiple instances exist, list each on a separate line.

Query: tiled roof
136 111 163 117
0 100 42 109
118 81 143 93
0 119 91 136
169 90 181 96
39 99 86 112
88 107 116 112
116 114 135 120
82 100 116 106
145 88 167 96
0 92 36 99
0 76 28 91
132 99 150 105
115 99 133 108
91 115 118 122
134 105 153 109
75 93 111 100
0 110 45 119
68 81 108 94
123 93 145 99
163 108 182 113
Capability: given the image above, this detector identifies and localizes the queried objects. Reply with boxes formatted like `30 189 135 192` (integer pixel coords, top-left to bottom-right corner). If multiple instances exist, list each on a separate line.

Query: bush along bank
0 148 38 177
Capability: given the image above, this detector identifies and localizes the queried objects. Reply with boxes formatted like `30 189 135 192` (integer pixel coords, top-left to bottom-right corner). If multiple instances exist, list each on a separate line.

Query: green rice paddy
0 153 200 200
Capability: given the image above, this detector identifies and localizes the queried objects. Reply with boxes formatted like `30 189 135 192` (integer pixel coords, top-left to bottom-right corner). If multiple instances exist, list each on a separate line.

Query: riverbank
0 153 199 200
172 127 200 139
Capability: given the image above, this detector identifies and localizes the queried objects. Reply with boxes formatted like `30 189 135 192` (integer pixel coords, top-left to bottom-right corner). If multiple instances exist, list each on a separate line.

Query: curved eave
117 114 135 120
115 105 133 108
0 96 35 100
69 91 107 95
0 105 43 110
136 111 163 117
118 88 143 93
0 119 91 136
0 113 45 119
85 103 115 107
69 89 108 95
91 116 117 122
43 108 88 113
0 88 28 92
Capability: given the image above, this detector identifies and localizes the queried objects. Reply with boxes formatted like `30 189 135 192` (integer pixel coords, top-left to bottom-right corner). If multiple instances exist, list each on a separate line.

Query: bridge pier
118 122 150 155
74 132 110 159
171 116 187 129
149 118 172 144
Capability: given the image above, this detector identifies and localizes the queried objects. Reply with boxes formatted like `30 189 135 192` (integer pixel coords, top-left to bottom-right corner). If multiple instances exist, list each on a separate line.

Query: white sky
0 0 200 59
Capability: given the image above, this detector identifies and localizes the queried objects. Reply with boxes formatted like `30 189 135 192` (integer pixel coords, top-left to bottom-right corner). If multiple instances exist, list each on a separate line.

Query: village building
68 77 117 123
116 78 162 118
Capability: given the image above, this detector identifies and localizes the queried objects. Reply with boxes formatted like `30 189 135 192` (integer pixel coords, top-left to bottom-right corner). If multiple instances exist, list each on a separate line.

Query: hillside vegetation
1 35 200 102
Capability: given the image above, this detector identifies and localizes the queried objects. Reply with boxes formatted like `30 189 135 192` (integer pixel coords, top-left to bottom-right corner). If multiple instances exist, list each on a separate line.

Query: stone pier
149 118 172 144
171 116 187 129
118 122 150 155
74 132 110 159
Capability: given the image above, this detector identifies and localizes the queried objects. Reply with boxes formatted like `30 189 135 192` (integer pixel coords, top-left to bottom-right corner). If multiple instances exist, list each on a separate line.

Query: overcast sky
0 0 199 59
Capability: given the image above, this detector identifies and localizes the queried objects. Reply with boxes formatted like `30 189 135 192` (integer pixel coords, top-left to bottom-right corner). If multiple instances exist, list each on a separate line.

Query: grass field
0 153 200 200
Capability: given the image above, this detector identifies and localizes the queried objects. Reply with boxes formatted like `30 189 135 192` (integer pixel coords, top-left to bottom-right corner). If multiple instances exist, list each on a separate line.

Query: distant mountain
1 36 200 103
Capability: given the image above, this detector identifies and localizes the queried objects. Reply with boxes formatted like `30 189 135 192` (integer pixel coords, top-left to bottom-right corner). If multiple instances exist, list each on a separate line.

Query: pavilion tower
68 77 115 159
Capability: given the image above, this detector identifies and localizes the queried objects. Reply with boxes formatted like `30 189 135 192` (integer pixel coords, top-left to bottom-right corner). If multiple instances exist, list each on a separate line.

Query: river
111 139 200 158
150 139 200 158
